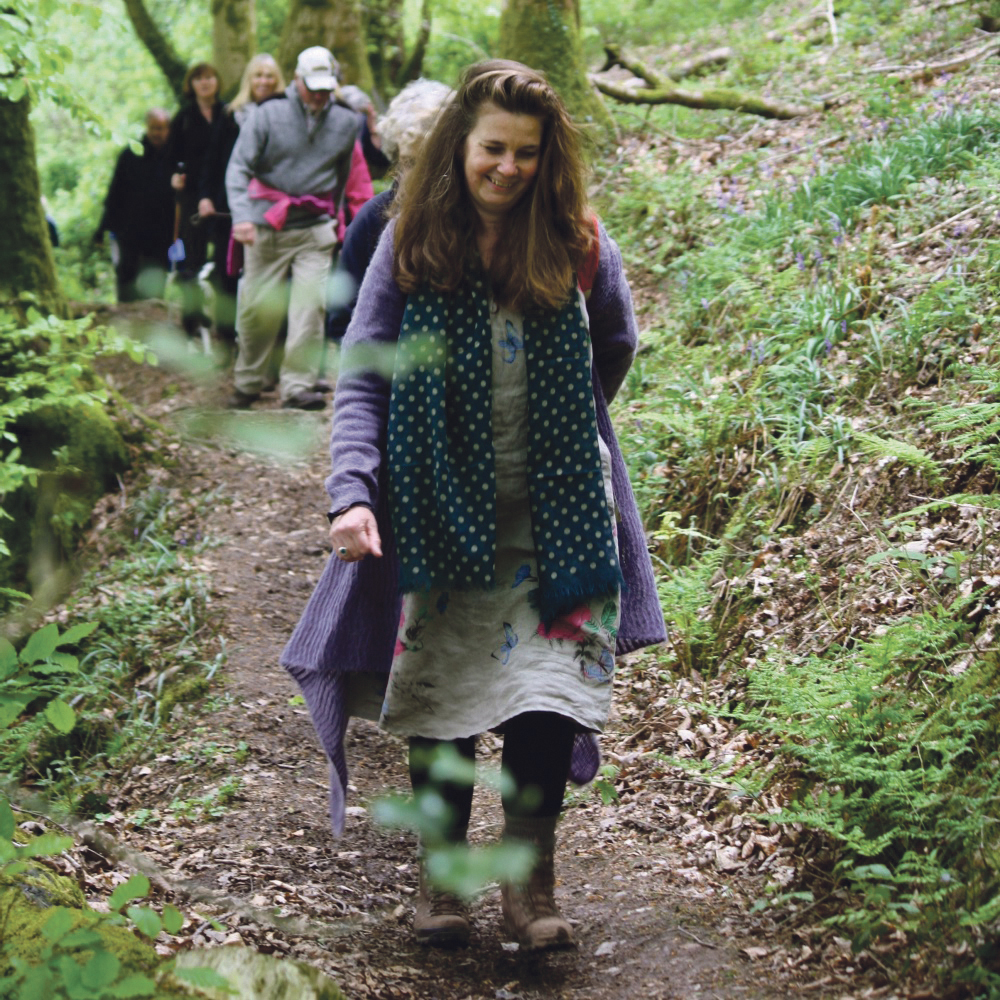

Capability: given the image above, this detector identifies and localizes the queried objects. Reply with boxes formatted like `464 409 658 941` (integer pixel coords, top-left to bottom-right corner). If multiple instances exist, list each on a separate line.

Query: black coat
97 136 175 256
165 100 223 203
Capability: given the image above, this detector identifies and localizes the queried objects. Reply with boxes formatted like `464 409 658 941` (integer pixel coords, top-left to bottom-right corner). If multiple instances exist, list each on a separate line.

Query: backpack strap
577 215 600 296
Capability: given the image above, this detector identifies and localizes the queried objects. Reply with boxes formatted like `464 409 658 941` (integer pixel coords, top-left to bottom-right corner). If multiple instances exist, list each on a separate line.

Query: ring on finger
338 546 348 557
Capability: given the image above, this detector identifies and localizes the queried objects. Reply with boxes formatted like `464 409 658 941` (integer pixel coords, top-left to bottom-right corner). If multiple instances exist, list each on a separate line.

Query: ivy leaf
853 863 893 880
162 903 184 935
60 928 103 948
106 974 157 997
172 966 234 990
108 873 150 912
81 949 120 989
21 623 59 664
18 832 73 858
0 694 32 728
58 621 99 646
127 905 162 939
0 637 17 677
41 907 75 943
45 698 76 733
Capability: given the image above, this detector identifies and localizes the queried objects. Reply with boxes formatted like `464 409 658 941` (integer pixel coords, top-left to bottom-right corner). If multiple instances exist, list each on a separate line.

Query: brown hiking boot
414 861 470 947
501 814 575 952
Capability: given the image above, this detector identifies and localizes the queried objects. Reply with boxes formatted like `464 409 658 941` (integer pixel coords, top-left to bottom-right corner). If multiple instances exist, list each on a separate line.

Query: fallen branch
765 8 828 42
891 201 998 249
825 0 838 47
861 37 1000 80
667 46 732 80
931 0 974 10
596 44 821 120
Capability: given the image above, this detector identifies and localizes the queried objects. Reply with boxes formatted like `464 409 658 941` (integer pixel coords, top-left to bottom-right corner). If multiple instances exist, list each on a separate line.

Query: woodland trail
81 331 848 1000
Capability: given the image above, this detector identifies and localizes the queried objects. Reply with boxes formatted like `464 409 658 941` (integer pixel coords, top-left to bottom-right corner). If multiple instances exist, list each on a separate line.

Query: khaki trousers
233 222 336 400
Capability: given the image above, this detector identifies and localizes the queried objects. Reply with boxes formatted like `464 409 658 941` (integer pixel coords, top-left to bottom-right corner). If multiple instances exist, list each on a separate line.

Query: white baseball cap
295 46 338 91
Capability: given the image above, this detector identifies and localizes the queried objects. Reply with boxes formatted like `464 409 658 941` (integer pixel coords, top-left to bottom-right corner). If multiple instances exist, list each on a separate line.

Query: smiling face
250 61 280 102
462 102 543 226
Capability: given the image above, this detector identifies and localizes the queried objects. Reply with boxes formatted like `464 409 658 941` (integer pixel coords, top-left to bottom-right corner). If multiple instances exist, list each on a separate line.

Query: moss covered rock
174 946 348 1000
0 400 129 593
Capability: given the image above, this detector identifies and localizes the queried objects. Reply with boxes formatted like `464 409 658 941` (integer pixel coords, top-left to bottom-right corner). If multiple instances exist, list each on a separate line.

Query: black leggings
408 711 576 843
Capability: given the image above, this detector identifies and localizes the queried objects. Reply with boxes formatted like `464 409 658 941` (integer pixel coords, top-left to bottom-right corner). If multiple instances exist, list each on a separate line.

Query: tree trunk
0 93 63 317
212 0 257 98
277 0 374 95
363 0 429 99
498 0 614 136
122 0 187 100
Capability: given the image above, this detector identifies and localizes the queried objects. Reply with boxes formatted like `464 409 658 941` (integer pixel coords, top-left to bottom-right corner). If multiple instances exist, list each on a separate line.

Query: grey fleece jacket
225 82 358 230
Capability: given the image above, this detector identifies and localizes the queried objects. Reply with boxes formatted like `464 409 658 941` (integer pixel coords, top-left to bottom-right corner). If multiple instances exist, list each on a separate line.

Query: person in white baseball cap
295 46 339 91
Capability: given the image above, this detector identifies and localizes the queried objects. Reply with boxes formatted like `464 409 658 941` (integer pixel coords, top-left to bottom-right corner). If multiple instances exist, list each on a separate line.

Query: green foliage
732 608 1000 970
0 621 98 734
922 362 1000 472
371 744 534 897
0 481 224 813
0 308 148 591
0 808 226 998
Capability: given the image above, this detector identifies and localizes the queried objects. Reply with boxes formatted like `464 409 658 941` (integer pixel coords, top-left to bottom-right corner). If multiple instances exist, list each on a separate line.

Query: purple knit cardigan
282 220 666 834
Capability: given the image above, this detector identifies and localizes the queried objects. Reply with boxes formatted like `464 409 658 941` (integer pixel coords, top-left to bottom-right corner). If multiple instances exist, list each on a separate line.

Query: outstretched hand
330 506 382 562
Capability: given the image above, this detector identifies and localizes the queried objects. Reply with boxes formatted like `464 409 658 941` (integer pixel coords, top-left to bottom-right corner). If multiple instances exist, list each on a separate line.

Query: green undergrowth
736 613 1000 991
0 308 151 599
0 479 227 817
596 30 1000 990
0 797 225 998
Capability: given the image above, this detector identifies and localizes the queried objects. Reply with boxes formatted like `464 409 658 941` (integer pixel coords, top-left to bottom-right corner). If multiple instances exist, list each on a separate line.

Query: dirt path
87 327 845 1000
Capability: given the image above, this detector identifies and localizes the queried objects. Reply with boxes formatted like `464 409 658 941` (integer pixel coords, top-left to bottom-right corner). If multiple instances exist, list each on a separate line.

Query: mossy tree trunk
277 0 374 94
0 92 63 317
498 0 614 136
363 0 430 100
212 0 257 98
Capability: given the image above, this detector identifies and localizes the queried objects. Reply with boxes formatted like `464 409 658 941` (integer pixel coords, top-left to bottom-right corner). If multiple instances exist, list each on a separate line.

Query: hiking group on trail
97 46 383 410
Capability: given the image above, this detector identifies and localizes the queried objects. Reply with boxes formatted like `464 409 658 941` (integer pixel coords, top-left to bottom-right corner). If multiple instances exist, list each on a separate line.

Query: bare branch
667 47 732 81
394 0 431 88
860 38 1000 80
122 0 187 100
825 0 838 47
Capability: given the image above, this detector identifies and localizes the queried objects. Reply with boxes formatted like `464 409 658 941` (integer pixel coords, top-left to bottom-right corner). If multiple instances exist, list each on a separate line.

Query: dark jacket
165 100 224 200
97 135 175 255
326 185 395 342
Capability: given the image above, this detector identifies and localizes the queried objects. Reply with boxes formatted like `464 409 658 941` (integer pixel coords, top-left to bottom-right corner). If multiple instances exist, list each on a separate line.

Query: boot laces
428 886 464 917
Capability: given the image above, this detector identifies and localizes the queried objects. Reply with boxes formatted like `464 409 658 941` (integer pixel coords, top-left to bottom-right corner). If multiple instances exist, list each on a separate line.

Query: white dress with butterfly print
379 292 621 740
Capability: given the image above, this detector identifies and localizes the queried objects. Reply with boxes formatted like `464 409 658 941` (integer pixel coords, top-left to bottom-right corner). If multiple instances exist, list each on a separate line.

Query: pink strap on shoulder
577 215 600 295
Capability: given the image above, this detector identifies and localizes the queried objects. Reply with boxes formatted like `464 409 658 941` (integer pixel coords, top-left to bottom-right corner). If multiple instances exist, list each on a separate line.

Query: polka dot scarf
386 278 623 626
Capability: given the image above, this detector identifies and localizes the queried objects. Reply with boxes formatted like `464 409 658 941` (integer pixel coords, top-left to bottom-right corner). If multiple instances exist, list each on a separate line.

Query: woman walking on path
282 60 664 952
198 54 285 349
166 63 224 341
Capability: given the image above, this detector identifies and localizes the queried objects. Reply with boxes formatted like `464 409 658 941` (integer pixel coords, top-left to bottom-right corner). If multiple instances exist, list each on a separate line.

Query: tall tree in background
499 0 613 134
276 0 373 92
213 0 257 95
0 93 63 317
122 0 187 100
363 0 430 100
0 4 63 316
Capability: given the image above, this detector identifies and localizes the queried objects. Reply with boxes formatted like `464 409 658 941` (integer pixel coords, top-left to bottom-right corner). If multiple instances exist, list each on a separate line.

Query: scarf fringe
528 564 624 628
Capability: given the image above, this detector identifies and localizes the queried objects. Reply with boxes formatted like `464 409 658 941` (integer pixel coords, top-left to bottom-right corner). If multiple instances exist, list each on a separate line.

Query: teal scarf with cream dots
386 277 622 625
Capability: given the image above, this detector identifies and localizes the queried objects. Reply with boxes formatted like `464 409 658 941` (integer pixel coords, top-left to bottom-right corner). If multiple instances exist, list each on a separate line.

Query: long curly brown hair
392 60 593 313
